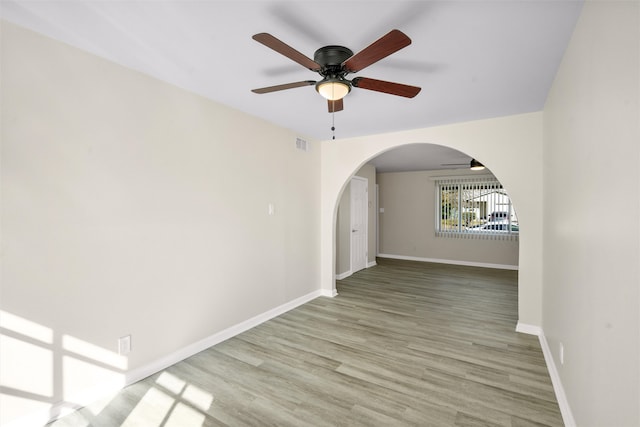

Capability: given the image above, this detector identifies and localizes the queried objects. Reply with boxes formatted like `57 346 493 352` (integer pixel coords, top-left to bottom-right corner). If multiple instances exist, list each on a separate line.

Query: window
435 177 518 240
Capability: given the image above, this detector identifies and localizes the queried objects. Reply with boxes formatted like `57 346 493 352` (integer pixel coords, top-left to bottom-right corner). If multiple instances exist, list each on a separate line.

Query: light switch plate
118 335 131 355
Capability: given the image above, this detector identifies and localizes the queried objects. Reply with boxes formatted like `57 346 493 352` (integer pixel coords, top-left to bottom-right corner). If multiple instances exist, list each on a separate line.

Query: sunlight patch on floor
156 371 186 395
121 387 174 427
85 389 121 416
117 371 214 427
182 384 214 412
156 371 214 411
164 402 206 427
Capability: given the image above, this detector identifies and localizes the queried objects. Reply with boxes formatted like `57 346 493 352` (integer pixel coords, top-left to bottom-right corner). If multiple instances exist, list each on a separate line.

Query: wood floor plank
49 258 563 426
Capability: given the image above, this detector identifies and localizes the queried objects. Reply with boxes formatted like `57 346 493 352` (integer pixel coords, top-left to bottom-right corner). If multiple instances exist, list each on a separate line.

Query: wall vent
295 137 309 152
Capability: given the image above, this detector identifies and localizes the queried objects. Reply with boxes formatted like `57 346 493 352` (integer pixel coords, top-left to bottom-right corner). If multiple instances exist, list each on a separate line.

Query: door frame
350 176 368 274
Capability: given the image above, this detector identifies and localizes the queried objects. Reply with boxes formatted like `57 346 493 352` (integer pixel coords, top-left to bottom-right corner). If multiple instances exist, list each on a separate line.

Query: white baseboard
514 323 576 426
336 270 352 280
515 322 542 336
320 288 338 297
125 288 326 385
377 253 518 270
538 333 576 427
337 262 376 281
28 289 325 427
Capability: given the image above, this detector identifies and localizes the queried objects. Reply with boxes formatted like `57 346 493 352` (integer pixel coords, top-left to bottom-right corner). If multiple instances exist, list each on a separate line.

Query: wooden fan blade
343 29 411 73
328 98 344 113
253 33 321 71
352 77 421 98
252 80 316 94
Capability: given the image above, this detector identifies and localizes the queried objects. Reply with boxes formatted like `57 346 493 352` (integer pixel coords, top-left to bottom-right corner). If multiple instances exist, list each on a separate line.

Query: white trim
538 333 576 427
515 322 542 336
377 253 518 270
513 323 575 426
375 184 379 257
350 176 368 275
336 270 352 280
337 261 376 280
321 288 338 297
31 289 325 427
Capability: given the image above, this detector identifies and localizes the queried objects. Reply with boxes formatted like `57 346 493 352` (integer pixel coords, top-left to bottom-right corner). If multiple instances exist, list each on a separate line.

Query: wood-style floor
50 258 563 426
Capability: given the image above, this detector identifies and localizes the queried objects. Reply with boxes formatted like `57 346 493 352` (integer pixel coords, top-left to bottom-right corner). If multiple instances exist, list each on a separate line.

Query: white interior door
350 177 368 274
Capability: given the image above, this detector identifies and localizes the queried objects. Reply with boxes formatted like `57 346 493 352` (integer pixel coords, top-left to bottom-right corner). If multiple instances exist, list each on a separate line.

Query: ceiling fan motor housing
314 45 353 77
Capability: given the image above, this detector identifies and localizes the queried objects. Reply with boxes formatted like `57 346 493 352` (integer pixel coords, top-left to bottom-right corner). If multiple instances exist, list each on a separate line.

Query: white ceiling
1 0 582 171
369 144 473 173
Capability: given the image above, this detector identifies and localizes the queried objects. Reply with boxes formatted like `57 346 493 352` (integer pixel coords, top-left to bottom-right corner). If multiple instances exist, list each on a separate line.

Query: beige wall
335 164 376 276
377 169 518 267
542 1 639 425
1 21 321 425
321 112 544 328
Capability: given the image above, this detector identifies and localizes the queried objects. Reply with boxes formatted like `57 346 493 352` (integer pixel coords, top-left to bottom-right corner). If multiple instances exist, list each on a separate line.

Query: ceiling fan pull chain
331 111 336 140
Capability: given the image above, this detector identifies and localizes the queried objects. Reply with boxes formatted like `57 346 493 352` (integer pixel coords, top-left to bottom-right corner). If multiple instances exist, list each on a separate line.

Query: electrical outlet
118 335 131 355
559 342 564 365
268 203 275 216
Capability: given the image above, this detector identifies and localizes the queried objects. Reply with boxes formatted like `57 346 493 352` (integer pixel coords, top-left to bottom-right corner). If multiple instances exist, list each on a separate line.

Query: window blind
435 177 518 241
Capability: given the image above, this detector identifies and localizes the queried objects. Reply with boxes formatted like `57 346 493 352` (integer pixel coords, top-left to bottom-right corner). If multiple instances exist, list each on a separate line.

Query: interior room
1 1 638 426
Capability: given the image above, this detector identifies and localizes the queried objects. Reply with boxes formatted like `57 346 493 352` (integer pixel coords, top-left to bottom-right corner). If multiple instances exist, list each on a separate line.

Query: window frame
434 176 518 241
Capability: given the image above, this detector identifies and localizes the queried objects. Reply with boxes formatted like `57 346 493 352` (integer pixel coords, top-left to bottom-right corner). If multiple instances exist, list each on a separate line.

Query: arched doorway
319 113 544 329
334 144 519 282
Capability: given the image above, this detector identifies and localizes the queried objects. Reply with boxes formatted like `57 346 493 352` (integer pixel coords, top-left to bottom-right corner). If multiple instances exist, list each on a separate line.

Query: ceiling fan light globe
316 80 350 101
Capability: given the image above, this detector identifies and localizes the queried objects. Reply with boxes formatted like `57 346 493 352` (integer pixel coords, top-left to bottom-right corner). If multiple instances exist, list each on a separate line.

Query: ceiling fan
441 159 486 170
251 30 421 113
